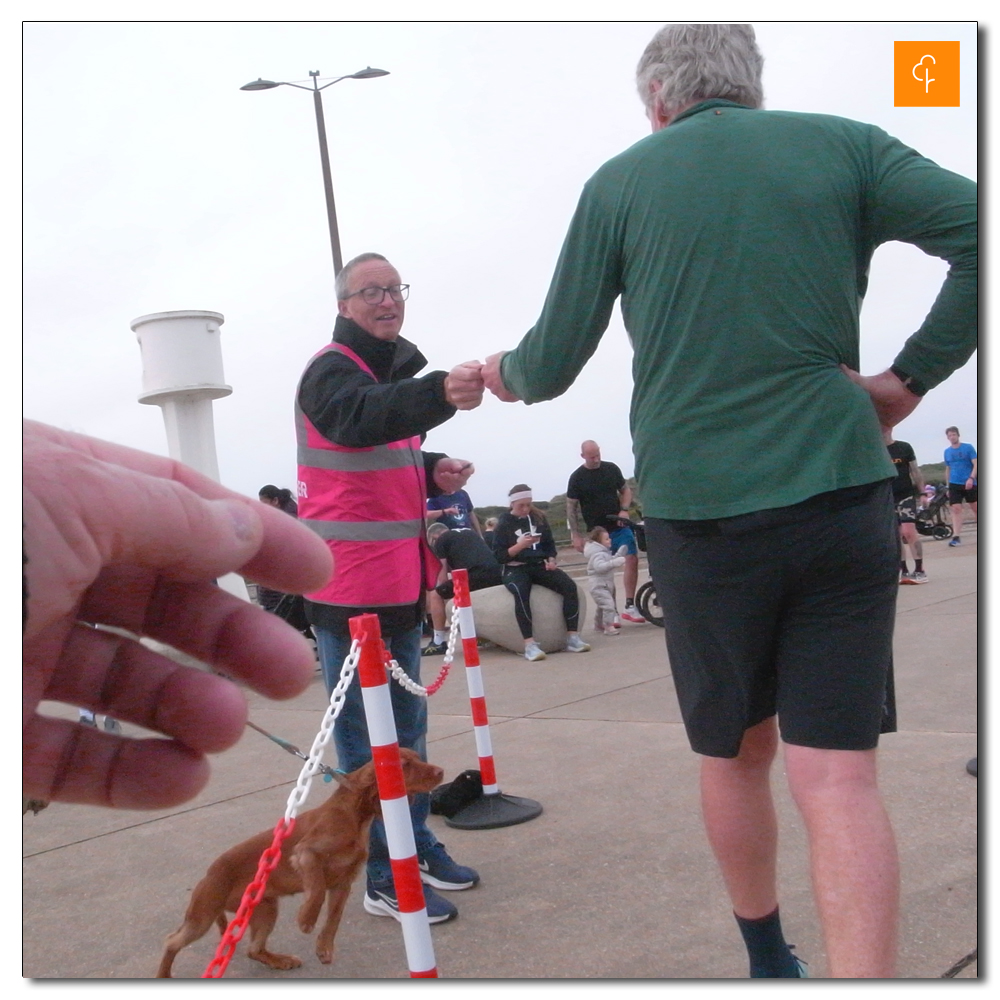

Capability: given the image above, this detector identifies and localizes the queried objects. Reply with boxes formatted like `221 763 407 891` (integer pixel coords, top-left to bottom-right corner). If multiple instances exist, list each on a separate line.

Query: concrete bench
449 582 589 654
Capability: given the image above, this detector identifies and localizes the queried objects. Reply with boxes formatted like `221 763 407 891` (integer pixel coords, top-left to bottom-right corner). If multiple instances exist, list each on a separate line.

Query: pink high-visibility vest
295 342 438 608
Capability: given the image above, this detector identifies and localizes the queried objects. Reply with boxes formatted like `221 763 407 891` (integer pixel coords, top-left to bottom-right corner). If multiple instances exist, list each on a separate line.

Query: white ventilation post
131 310 249 601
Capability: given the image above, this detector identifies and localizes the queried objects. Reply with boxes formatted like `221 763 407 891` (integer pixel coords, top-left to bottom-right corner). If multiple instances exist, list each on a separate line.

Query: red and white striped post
350 614 437 978
447 570 542 829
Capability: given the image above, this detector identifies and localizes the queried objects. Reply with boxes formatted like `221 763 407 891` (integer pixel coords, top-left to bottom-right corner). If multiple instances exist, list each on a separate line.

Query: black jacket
297 316 455 634
492 511 557 565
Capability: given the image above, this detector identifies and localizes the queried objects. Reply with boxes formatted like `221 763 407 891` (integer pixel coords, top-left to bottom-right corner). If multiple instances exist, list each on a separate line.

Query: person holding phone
492 484 590 661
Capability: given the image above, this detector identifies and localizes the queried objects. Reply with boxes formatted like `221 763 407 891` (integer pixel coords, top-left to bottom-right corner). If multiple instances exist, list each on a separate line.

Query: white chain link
281 621 457 822
388 611 460 697
282 638 360 822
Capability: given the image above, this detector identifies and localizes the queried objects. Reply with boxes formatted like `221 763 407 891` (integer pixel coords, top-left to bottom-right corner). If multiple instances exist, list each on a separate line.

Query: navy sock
734 907 800 978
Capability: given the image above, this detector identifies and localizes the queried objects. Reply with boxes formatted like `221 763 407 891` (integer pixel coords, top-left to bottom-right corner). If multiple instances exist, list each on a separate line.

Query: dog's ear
357 763 383 815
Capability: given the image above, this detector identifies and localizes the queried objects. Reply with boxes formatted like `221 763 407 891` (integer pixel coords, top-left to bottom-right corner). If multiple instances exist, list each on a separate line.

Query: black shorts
435 564 503 601
894 495 917 524
948 483 978 504
644 480 898 758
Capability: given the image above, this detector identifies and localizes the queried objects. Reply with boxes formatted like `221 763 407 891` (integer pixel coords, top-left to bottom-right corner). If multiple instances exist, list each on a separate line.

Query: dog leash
245 720 341 783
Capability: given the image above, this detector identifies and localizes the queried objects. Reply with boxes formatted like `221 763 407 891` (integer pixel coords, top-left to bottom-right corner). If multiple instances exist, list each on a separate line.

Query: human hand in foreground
840 365 922 443
483 351 521 402
444 361 485 410
544 558 558 571
570 531 585 554
433 458 475 494
22 420 333 810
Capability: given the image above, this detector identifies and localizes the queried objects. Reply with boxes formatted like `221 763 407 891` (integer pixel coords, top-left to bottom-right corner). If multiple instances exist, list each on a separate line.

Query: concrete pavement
23 524 977 979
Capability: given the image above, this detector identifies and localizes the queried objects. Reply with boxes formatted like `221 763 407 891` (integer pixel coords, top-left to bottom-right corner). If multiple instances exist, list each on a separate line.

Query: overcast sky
22 18 978 509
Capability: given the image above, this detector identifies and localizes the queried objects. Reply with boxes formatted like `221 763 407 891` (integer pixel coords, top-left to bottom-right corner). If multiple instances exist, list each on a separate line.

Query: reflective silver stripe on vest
301 518 424 541
297 443 419 472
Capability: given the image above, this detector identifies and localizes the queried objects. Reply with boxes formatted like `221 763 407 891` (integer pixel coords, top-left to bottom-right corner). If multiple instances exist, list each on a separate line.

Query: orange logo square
894 41 960 107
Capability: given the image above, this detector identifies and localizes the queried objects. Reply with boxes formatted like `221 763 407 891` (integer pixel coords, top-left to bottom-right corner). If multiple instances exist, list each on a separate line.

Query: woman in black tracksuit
492 484 590 662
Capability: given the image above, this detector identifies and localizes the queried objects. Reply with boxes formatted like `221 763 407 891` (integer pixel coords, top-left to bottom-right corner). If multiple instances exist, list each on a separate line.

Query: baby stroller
914 486 953 540
614 515 665 628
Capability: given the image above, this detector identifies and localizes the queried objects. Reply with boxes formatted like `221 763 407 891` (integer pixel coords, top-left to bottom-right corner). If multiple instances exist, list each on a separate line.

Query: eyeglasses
343 283 410 305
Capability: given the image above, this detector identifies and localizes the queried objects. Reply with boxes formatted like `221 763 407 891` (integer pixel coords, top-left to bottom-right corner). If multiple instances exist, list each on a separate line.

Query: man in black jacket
297 252 484 924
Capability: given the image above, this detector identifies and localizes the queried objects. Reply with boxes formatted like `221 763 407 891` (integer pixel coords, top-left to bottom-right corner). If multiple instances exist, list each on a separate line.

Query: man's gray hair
427 521 449 542
636 24 764 118
335 252 390 301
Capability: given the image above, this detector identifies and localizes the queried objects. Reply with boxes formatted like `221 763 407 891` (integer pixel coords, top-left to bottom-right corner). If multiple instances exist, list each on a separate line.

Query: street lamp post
241 67 389 276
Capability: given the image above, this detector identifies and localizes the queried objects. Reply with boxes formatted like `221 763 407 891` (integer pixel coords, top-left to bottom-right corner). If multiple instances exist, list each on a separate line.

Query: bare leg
427 589 447 632
700 717 780 918
952 500 964 538
784 745 899 978
624 553 639 603
900 523 922 564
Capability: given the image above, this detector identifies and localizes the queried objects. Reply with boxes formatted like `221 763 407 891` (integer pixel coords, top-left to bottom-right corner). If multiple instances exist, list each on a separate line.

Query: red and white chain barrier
350 613 438 979
450 569 498 793
203 575 541 979
203 635 363 978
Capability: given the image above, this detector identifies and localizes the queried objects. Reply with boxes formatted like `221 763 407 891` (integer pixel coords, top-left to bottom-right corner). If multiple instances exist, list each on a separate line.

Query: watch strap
889 364 928 397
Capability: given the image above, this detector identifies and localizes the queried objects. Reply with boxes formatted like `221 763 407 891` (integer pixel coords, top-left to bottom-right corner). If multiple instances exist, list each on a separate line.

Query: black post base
444 791 543 830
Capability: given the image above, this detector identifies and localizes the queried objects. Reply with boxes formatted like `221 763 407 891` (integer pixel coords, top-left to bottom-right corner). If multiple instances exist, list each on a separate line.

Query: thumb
839 363 865 386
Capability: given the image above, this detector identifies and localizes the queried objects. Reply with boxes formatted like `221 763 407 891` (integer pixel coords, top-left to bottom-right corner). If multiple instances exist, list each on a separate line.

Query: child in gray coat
584 527 629 634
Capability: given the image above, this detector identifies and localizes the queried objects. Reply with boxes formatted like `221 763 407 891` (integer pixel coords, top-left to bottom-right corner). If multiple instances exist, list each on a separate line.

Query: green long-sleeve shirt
500 100 977 520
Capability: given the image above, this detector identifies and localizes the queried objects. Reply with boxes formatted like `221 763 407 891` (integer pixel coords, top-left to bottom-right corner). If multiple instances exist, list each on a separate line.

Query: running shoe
524 641 546 662
790 948 810 978
912 570 929 583
418 843 480 890
620 607 646 624
421 641 448 656
364 878 458 923
899 572 918 585
565 634 591 653
949 537 962 547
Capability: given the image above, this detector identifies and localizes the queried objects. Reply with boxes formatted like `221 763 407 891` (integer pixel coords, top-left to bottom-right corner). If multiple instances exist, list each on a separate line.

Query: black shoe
422 641 448 656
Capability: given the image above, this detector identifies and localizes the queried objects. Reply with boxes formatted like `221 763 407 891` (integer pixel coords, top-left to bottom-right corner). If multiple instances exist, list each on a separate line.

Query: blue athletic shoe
364 877 458 923
949 537 962 546
418 842 480 890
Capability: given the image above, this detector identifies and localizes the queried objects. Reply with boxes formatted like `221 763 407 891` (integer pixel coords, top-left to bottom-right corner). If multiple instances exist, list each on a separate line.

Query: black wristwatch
889 364 928 397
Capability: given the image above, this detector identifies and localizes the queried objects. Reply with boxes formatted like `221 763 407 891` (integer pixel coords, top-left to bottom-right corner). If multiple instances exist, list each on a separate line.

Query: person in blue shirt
426 485 482 534
944 427 977 547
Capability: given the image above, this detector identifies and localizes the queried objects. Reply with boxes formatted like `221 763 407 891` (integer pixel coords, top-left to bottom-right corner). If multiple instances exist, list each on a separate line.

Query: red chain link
201 816 297 978
424 660 453 694
383 641 452 695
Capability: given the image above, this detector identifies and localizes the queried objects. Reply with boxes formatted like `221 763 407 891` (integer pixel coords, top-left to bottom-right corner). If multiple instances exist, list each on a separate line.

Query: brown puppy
156 748 443 977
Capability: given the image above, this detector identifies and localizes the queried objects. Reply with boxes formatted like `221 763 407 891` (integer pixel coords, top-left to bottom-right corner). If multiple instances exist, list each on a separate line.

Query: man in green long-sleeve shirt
483 24 976 979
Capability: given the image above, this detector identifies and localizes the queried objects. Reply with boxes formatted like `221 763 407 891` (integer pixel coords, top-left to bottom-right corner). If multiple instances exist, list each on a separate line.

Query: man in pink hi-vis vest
296 252 484 924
